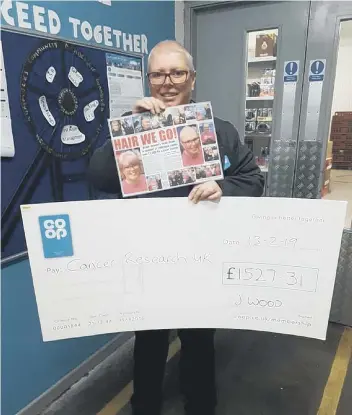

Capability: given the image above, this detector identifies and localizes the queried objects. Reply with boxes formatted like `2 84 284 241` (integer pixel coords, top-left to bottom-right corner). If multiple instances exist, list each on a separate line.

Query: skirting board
16 332 133 415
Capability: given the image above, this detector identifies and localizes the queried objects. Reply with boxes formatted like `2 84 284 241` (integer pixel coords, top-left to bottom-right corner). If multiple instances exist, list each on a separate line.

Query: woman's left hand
188 181 222 204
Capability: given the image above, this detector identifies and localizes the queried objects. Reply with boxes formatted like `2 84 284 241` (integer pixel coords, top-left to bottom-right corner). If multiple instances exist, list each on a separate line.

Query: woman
110 120 124 137
118 150 147 195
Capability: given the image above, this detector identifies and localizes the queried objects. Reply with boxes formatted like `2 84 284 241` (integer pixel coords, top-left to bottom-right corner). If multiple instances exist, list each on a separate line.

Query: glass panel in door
245 29 278 184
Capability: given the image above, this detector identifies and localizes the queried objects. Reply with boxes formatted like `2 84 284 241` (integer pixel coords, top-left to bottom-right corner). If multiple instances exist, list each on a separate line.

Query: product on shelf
330 112 352 169
247 82 261 97
256 122 272 134
245 109 257 122
255 33 277 57
259 69 275 96
257 108 273 122
245 121 256 133
245 108 273 135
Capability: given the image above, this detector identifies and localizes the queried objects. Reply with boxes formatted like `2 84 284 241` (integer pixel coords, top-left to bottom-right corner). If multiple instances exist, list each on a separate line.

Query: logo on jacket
224 155 231 170
39 214 74 258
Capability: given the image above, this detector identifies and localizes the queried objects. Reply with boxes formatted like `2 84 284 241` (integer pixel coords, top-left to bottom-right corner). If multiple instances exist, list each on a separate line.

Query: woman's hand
188 181 222 204
132 97 166 114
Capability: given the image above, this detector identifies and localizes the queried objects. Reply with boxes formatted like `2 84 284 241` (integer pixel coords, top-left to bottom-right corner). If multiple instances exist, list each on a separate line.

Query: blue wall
1 259 117 415
1 1 175 414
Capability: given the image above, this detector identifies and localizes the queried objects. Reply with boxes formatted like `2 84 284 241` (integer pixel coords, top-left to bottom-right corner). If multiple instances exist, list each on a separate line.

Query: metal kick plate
268 140 297 197
293 141 322 199
330 230 352 327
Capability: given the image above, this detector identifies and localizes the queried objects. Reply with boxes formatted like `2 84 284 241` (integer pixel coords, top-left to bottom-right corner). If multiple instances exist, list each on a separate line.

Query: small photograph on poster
158 109 174 127
121 116 135 135
195 163 222 180
115 148 148 195
168 168 196 187
184 104 197 122
203 145 220 162
199 121 216 145
108 101 223 197
168 107 187 125
177 124 204 167
110 119 125 137
195 102 213 121
133 113 152 132
150 114 162 129
147 174 163 191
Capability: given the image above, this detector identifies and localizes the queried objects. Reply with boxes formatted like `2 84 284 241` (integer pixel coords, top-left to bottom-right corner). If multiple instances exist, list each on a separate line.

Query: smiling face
148 42 196 107
141 117 151 130
111 120 121 132
120 153 141 183
180 126 201 157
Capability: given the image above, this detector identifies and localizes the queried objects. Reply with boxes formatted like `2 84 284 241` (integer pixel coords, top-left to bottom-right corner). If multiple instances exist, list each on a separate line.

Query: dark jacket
87 115 265 198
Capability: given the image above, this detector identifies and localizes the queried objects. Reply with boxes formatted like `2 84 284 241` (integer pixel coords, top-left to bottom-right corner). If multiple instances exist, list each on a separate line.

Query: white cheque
20 197 347 341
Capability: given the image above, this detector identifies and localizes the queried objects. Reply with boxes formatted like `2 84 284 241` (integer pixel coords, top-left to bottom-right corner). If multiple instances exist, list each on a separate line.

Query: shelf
245 133 272 139
248 56 277 63
246 96 274 101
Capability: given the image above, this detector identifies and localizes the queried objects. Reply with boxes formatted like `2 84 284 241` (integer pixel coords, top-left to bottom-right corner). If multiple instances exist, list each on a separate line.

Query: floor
91 324 352 415
324 169 352 229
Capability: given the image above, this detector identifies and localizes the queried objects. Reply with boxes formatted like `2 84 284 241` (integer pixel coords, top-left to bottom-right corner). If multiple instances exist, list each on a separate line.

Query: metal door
185 1 352 327
294 1 352 326
186 1 311 197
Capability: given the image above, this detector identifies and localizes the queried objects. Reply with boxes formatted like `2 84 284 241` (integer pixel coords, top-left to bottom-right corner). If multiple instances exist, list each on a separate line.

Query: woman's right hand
132 97 166 115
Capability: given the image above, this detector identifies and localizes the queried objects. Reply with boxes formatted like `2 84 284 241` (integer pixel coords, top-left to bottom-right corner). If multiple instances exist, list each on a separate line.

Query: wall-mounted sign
0 1 148 54
284 61 299 83
309 60 325 82
281 60 300 141
0 40 15 157
304 59 326 141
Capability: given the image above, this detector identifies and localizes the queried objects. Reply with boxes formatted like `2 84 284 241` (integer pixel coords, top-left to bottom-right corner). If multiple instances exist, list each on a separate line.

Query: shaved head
179 125 198 142
179 125 201 158
147 40 196 107
148 40 195 72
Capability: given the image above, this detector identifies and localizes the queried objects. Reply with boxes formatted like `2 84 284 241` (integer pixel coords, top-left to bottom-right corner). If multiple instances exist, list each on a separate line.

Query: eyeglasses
182 136 200 146
147 70 190 85
123 163 139 170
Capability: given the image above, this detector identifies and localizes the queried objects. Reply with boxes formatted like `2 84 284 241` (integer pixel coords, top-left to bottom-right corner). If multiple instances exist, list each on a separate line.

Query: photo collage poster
107 101 224 197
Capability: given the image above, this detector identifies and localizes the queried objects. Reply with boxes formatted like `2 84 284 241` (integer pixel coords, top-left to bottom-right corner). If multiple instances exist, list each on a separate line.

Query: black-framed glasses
182 136 200 146
147 70 190 85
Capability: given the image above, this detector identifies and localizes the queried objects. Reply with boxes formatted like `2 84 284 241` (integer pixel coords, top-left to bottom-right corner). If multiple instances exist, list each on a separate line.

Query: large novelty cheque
108 101 223 197
21 197 346 342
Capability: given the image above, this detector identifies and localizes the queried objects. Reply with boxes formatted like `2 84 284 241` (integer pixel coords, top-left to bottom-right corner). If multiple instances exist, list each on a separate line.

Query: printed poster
0 40 15 157
108 101 224 197
106 53 144 118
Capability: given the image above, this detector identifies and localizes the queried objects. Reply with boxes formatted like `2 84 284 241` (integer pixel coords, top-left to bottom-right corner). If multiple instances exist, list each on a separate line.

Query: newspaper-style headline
108 101 224 197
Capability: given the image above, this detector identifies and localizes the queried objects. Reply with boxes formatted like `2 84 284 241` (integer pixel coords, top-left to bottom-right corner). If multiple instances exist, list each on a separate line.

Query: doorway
323 19 352 229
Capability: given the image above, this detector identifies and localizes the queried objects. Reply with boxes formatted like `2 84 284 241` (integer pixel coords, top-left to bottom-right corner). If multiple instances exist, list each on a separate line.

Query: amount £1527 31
222 262 318 292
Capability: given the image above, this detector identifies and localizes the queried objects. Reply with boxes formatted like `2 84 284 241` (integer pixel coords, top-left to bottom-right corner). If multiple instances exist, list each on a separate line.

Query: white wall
331 20 352 115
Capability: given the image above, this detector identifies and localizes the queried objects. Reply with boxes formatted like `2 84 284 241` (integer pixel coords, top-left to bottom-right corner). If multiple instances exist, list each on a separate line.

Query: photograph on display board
108 101 224 197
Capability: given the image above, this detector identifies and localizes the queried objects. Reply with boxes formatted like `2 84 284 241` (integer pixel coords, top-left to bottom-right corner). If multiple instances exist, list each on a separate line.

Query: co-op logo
39 214 73 258
43 218 68 240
